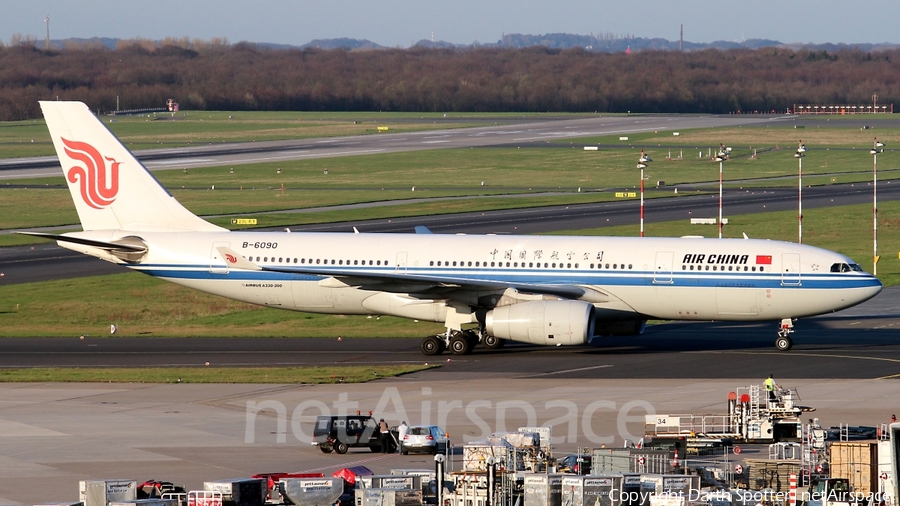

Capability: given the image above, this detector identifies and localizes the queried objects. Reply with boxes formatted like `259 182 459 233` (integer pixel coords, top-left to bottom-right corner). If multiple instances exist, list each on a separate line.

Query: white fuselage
64 229 882 325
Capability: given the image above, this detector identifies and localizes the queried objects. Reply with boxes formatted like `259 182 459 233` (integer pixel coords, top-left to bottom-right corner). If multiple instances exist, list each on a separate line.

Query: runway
0 285 897 378
0 113 781 179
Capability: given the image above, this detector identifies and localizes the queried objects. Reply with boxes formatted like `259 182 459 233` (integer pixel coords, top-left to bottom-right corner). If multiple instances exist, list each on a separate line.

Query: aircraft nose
856 278 883 304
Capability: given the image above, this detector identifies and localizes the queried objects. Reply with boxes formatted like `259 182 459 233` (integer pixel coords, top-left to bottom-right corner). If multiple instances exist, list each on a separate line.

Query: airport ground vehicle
312 415 396 454
401 425 450 454
806 478 861 506
644 384 815 450
556 453 591 474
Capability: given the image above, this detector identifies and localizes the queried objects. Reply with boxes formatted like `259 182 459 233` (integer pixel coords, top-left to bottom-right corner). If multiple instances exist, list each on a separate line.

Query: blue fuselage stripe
133 264 880 290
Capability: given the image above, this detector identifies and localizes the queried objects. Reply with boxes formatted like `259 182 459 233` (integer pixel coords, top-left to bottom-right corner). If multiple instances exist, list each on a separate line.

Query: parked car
401 425 449 455
556 453 591 475
312 415 396 454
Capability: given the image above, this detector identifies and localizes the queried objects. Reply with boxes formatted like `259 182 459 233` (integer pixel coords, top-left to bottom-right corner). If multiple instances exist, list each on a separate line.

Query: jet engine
485 300 594 346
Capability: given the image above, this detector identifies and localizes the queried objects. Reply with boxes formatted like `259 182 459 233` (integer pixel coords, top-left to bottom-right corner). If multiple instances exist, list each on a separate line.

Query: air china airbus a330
28 101 882 355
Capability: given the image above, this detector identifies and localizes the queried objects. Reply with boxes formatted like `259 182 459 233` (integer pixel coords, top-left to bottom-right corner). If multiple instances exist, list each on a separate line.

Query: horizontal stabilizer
19 231 147 252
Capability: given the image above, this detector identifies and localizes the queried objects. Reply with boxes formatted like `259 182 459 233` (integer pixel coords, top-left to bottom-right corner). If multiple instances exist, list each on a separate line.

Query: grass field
0 272 445 338
0 365 435 383
2 140 898 233
1 200 895 340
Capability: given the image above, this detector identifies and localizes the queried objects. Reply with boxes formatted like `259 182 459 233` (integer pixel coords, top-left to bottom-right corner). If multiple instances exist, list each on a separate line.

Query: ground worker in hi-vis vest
765 374 778 403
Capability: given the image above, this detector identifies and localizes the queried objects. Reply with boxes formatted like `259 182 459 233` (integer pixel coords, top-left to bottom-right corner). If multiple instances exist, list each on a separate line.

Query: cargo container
389 470 435 495
79 480 137 506
203 479 266 506
278 478 344 506
621 474 642 506
358 476 417 490
561 474 624 506
524 474 563 506
829 440 877 496
355 488 423 506
639 474 699 506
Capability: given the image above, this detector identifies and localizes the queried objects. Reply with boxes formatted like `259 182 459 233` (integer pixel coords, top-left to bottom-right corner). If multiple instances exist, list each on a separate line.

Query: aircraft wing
218 246 585 299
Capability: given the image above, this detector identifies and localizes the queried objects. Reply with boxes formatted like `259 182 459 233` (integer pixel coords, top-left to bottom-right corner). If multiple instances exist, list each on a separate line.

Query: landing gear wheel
334 442 349 454
421 336 445 355
449 333 473 355
482 334 505 349
775 336 793 352
463 330 479 349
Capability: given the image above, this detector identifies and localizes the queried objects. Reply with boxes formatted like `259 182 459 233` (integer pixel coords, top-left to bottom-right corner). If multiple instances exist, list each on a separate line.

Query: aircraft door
781 253 801 286
653 251 674 284
209 241 230 274
396 252 408 273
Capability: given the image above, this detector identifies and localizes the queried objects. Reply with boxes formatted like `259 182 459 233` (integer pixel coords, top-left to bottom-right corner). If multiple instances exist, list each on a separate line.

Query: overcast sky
4 0 900 48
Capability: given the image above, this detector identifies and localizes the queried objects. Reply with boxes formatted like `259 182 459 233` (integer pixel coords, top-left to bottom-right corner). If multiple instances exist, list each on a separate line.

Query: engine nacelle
485 300 595 346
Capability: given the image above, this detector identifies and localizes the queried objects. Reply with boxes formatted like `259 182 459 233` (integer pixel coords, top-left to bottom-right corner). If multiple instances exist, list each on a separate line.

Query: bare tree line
1 40 898 121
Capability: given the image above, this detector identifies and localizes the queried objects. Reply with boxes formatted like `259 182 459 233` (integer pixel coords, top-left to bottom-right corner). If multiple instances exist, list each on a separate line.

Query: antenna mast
44 13 50 50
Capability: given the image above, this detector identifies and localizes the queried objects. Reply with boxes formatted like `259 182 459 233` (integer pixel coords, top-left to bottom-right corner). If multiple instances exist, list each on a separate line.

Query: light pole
637 150 651 237
714 144 728 239
795 141 807 243
871 138 885 275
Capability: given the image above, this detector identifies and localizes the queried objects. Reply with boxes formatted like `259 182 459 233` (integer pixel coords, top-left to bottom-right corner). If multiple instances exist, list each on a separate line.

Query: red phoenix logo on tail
61 138 120 209
225 253 237 264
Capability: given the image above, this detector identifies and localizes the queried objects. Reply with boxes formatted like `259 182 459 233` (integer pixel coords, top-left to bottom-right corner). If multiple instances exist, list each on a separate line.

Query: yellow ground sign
231 218 258 225
615 192 638 198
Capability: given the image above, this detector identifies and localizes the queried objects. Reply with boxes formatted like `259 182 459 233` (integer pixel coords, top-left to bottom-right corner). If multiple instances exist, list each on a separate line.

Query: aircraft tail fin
39 101 225 232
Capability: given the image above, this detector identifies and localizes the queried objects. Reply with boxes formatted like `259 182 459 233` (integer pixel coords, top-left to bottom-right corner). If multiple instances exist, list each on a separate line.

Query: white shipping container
79 480 137 506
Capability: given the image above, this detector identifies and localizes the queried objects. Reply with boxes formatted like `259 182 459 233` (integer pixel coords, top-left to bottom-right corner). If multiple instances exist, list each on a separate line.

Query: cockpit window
831 263 863 273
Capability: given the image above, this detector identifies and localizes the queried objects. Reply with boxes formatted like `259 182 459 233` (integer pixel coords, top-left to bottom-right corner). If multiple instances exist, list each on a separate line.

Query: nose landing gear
775 318 794 351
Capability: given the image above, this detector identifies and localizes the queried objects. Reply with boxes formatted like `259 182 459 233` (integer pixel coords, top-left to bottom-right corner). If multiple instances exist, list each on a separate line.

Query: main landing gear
775 318 794 351
421 328 504 356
